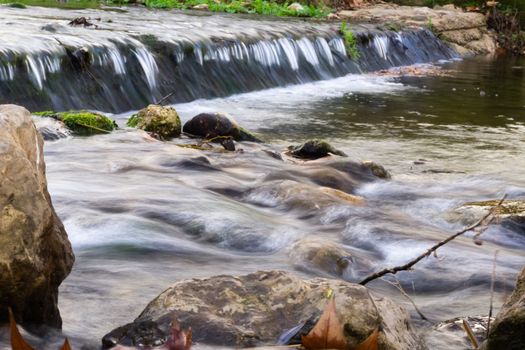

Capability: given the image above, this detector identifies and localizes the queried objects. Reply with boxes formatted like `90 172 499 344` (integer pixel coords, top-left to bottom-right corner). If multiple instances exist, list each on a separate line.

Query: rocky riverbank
335 3 497 56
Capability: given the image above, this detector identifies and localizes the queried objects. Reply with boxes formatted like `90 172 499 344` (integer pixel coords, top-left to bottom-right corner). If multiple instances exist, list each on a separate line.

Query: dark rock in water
183 112 262 142
484 267 525 350
219 137 235 151
327 160 391 181
102 320 167 348
34 117 71 141
288 139 347 160
128 104 181 140
0 105 74 328
102 270 422 349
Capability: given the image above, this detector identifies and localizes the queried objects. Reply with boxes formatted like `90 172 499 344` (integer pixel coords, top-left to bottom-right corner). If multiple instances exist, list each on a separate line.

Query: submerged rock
0 105 74 328
102 270 422 349
128 104 181 140
288 238 353 276
288 139 347 160
35 110 116 136
182 112 262 142
484 267 525 350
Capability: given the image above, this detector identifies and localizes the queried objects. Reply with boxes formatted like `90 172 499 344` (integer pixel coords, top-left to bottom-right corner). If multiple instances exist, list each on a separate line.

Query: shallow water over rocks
0 55 517 349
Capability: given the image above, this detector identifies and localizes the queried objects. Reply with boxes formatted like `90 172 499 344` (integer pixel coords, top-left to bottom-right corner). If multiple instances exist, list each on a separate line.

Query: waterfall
0 7 457 112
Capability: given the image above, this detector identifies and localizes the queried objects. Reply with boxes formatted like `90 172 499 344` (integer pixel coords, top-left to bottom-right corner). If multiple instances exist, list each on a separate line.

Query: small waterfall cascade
0 6 457 112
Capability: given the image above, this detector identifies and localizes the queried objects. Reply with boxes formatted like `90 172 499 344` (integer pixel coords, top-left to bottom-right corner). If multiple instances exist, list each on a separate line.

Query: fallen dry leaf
353 328 379 350
9 308 35 350
301 297 347 350
60 339 72 350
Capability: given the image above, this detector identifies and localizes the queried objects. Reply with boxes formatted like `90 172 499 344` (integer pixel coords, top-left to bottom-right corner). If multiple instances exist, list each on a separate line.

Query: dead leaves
301 298 379 350
9 308 71 350
9 308 34 350
301 297 347 350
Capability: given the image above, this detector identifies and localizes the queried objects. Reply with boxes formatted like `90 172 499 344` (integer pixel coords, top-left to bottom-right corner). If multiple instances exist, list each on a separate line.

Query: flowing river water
0 4 525 350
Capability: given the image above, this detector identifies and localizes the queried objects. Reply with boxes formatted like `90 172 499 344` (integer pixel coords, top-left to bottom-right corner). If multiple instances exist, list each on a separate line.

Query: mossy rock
34 110 117 135
288 139 347 160
183 112 263 143
128 104 181 140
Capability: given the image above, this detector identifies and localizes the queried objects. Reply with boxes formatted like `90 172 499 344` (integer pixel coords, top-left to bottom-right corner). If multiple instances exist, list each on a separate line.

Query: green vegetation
1 0 331 17
6 2 27 8
126 113 140 127
143 0 330 17
339 22 359 60
34 110 117 135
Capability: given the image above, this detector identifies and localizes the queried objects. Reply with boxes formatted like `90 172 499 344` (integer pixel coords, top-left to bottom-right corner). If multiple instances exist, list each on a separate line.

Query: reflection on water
2 56 523 349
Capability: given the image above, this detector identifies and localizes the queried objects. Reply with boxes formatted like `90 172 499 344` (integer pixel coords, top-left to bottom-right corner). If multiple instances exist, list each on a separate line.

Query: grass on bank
140 0 331 17
0 0 331 17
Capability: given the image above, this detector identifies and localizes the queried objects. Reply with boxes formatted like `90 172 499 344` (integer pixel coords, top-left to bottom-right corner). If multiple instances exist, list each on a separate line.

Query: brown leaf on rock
353 328 379 350
9 308 35 350
301 297 348 350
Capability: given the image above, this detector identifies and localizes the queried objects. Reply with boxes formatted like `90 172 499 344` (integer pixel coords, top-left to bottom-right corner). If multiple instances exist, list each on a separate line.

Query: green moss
33 110 59 118
340 22 360 60
127 113 140 128
59 111 116 135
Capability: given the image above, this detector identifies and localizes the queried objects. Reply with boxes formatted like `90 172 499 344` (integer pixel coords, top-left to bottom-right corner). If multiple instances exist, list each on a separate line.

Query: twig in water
486 250 499 338
359 194 507 285
155 91 175 106
462 319 479 349
75 122 111 134
381 277 430 322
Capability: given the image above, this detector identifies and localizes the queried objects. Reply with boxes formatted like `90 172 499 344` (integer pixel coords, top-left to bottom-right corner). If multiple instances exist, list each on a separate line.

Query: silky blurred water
1 56 524 349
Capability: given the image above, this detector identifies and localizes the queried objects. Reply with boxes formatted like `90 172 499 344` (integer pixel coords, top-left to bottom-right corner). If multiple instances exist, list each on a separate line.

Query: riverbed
21 56 520 349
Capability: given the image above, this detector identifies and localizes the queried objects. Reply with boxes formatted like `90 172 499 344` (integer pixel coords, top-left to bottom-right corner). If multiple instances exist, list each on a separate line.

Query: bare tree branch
359 194 507 285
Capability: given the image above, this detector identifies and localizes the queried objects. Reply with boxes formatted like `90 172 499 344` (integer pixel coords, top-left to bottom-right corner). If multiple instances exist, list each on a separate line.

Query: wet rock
245 179 364 211
288 238 353 276
0 105 74 328
183 112 262 142
102 320 167 348
33 115 71 141
128 104 181 140
288 139 347 160
362 161 391 179
103 270 423 349
484 267 525 350
68 17 94 27
447 199 525 234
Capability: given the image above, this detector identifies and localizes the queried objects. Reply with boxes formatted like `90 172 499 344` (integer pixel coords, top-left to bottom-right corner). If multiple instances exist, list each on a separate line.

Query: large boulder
484 267 525 350
182 112 262 142
127 104 181 140
103 270 423 349
0 105 74 328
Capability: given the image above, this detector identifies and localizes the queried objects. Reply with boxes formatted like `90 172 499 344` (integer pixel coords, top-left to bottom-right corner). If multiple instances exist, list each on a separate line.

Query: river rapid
27 56 523 349
0 4 524 350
